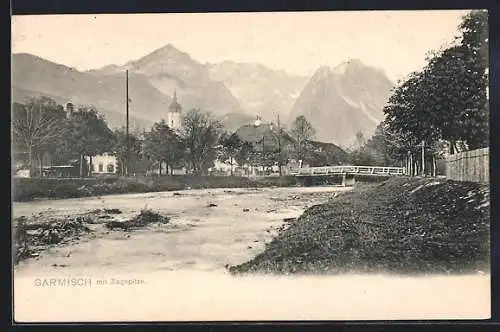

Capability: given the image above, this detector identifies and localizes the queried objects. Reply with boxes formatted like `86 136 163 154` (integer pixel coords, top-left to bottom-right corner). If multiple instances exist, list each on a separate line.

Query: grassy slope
229 177 490 275
12 176 297 202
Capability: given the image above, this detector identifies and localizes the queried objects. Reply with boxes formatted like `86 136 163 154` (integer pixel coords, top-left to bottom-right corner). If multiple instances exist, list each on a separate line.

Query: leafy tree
300 140 347 167
423 45 487 152
12 97 66 176
181 109 223 175
289 115 316 164
218 132 243 176
235 141 254 171
112 128 143 175
346 121 445 175
143 120 184 176
65 106 115 177
349 124 403 167
273 125 293 174
384 10 488 158
355 131 366 149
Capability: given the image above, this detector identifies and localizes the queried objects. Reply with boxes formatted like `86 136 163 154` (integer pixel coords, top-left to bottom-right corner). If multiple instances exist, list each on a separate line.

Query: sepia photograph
11 10 490 322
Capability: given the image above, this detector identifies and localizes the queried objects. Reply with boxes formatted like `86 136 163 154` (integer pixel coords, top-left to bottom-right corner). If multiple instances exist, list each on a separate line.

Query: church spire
168 89 182 130
169 89 182 113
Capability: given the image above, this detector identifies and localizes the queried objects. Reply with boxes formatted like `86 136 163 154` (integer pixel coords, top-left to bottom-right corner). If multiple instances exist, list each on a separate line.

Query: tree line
12 96 331 177
346 10 488 176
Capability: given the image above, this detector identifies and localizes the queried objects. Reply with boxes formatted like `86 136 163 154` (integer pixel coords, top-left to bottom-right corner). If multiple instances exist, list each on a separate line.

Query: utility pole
277 113 282 176
126 70 130 177
262 135 265 174
421 140 425 176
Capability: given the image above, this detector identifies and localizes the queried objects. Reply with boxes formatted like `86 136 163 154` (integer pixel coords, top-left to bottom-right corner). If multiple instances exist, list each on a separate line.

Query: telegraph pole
126 70 130 176
277 113 282 176
421 140 425 176
262 135 265 173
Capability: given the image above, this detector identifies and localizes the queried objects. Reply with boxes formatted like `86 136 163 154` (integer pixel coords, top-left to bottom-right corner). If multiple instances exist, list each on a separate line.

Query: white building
86 153 118 175
211 159 239 174
64 102 75 119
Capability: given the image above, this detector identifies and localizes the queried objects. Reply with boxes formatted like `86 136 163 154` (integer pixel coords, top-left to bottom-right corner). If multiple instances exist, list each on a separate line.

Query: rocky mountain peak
314 65 333 77
153 43 185 56
128 43 196 70
13 45 395 145
288 60 394 147
332 58 364 74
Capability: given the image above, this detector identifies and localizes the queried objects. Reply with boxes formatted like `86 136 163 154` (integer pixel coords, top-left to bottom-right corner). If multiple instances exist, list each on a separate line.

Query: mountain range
88 44 244 117
11 43 394 146
207 60 308 120
288 59 394 147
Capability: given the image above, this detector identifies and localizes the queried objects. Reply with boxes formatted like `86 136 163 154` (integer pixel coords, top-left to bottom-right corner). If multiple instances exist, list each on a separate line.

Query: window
98 163 104 172
107 164 114 173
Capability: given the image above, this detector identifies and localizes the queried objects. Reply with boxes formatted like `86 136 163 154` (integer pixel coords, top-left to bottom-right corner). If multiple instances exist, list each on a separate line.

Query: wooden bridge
290 165 406 177
290 165 406 186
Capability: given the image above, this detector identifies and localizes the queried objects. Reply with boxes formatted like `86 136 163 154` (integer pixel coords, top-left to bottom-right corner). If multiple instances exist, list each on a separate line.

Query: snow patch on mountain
288 59 394 146
358 101 380 124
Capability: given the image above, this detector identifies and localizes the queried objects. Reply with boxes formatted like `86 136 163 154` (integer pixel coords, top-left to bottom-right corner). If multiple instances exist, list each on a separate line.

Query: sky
11 10 471 82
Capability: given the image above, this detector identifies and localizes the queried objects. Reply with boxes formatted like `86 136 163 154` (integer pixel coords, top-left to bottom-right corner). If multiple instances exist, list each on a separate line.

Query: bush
105 208 170 230
13 215 93 264
130 208 170 226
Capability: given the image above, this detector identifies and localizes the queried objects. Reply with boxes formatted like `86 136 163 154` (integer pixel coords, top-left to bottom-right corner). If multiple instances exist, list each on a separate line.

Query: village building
86 153 118 175
12 148 58 178
230 115 294 176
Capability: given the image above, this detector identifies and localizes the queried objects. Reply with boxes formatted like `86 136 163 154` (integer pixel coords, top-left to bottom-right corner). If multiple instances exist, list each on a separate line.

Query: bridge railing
290 165 406 176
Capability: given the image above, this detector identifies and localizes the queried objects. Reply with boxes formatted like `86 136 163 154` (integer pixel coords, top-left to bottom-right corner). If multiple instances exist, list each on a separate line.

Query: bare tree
12 97 66 176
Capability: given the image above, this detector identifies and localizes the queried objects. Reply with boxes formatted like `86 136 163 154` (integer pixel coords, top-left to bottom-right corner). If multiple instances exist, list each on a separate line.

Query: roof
306 139 348 154
234 123 295 151
235 123 275 143
168 91 182 113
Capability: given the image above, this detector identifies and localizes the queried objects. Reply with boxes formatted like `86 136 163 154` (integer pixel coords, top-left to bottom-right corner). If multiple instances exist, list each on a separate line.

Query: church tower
167 90 182 131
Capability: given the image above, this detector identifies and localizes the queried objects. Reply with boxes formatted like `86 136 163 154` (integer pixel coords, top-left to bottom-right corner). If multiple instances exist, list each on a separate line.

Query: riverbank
229 177 490 275
12 175 297 202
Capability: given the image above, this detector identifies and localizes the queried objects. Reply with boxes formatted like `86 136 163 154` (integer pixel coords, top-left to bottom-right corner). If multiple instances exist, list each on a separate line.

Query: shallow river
13 186 490 322
13 186 349 275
